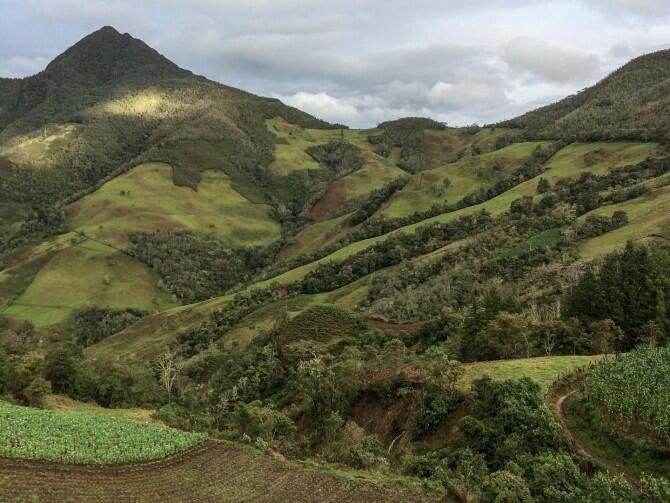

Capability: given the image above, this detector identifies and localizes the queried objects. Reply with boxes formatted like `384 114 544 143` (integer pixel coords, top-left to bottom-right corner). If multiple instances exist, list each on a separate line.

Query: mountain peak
44 26 187 85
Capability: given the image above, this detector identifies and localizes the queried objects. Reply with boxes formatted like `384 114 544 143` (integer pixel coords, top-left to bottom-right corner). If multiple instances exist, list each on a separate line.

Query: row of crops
0 400 207 464
586 347 670 445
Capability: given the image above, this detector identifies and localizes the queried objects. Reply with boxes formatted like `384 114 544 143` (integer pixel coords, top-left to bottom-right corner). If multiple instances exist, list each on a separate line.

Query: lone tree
155 351 185 395
537 177 551 194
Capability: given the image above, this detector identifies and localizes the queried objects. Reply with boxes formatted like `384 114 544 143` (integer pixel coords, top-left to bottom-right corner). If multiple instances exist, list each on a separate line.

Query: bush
24 377 52 407
230 401 296 451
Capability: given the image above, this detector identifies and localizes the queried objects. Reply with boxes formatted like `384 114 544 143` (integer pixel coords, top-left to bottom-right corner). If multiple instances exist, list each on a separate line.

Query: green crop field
461 355 604 391
1 237 176 327
67 162 281 249
0 400 206 464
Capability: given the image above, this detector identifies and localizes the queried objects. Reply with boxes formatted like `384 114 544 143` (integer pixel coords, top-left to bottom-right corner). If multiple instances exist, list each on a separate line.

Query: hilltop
500 49 670 141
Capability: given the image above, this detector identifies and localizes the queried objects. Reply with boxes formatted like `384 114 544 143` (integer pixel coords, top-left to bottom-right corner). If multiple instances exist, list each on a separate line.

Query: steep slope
0 26 336 249
501 49 670 141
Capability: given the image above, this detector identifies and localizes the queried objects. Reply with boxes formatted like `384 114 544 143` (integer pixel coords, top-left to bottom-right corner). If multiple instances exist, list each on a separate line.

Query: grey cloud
2 0 670 127
586 0 670 19
501 37 600 84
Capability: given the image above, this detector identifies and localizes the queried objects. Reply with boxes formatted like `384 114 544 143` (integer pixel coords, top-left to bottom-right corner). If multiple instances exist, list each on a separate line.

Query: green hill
501 49 670 141
2 28 670 502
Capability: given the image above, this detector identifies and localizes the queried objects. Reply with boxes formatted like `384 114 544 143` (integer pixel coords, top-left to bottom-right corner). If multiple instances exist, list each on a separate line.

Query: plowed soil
0 441 438 502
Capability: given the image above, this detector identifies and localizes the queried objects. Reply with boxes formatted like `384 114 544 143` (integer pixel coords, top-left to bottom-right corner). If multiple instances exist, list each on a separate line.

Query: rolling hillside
2 27 670 502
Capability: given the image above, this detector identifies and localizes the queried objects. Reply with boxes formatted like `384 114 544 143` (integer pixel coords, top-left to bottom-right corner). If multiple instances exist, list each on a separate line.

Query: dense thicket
73 307 146 347
564 242 670 350
129 231 276 303
369 117 446 172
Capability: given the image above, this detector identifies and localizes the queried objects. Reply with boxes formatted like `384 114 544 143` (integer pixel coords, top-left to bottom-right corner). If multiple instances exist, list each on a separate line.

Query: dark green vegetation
501 49 670 141
3 27 670 501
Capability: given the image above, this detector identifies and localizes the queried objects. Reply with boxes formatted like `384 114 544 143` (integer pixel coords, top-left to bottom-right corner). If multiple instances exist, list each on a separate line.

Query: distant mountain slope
500 49 670 141
0 26 336 248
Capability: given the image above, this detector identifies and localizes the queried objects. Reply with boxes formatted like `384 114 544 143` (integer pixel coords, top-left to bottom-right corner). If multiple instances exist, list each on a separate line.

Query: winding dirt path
0 440 439 503
554 390 639 487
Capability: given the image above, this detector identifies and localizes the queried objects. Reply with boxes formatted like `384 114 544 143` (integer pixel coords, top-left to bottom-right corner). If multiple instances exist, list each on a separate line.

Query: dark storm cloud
1 0 670 127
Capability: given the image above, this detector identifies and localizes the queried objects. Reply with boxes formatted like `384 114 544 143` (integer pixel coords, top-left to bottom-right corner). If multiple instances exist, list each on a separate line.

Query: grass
0 399 206 464
0 232 78 307
578 184 670 259
67 162 281 249
460 355 604 391
42 395 165 427
1 238 176 327
541 141 658 184
422 127 521 168
279 212 353 261
380 141 548 218
87 273 374 362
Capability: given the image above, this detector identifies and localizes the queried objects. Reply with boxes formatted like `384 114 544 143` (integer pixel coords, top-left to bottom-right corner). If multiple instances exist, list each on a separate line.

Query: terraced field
66 162 281 249
0 441 438 502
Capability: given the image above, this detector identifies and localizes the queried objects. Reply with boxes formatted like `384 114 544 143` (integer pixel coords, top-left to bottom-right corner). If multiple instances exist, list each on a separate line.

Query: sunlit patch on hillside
101 89 187 119
66 162 281 249
0 124 79 167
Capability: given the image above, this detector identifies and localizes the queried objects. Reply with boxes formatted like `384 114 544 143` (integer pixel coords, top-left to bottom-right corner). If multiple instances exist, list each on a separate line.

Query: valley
1 25 670 502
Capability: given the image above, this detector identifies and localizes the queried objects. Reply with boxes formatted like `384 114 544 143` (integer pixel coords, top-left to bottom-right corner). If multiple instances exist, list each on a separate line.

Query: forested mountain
2 28 670 502
500 49 670 141
0 26 337 249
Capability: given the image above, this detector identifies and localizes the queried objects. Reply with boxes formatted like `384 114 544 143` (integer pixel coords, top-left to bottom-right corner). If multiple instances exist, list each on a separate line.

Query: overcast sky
1 0 670 127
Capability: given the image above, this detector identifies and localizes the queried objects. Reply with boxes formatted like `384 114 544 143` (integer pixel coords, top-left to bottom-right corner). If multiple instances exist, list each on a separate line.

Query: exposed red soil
0 440 439 502
310 180 346 221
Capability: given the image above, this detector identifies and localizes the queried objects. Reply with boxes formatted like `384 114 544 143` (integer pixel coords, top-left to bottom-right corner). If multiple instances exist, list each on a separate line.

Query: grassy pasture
87 272 374 363
461 355 604 392
541 141 658 185
43 395 165 427
251 142 662 289
0 233 78 307
422 127 520 168
66 162 280 249
280 141 658 269
1 238 176 327
279 212 353 261
578 183 670 259
380 141 547 218
0 400 206 464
